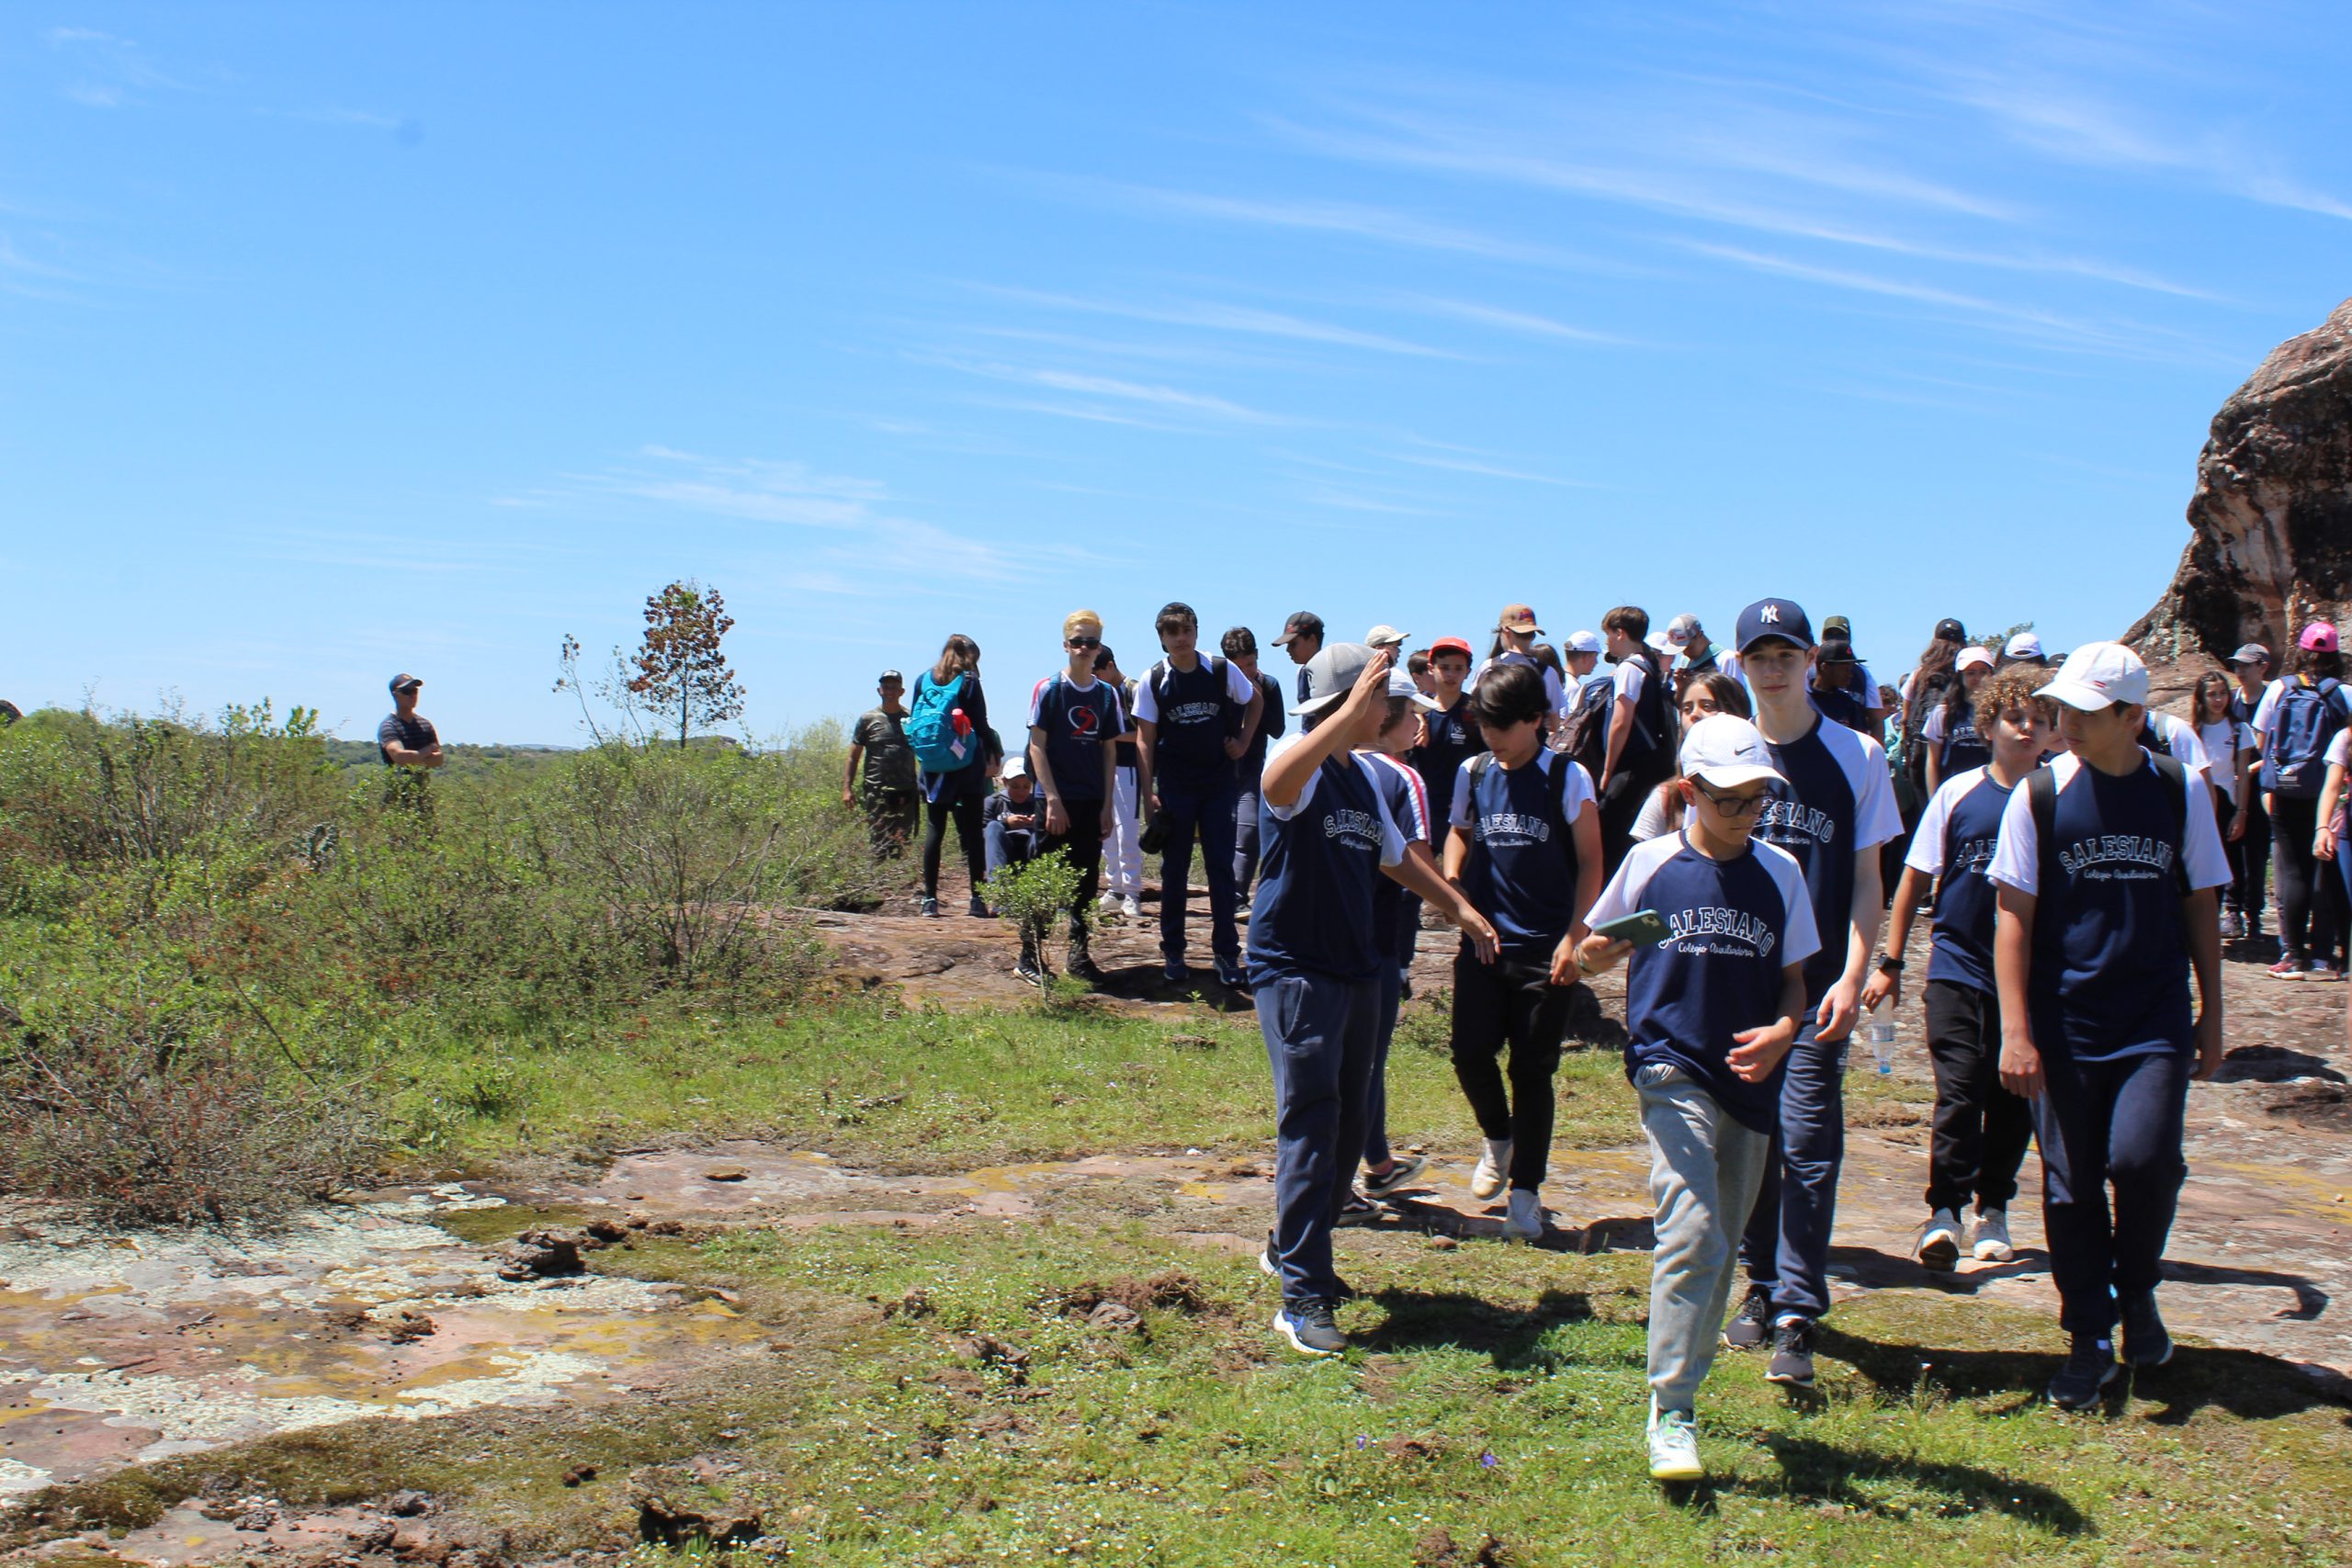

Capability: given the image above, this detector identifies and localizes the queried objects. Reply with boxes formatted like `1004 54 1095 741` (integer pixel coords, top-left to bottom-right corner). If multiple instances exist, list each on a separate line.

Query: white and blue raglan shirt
1247 737 1406 986
1904 766 2016 995
1986 750 2229 1062
1447 750 1598 958
1587 831 1821 1132
1750 715 1905 1003
1363 750 1432 965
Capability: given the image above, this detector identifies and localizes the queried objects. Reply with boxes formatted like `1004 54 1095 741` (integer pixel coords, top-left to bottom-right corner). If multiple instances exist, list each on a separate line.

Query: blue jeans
1233 785 1265 897
1159 781 1241 964
983 819 1039 881
2034 1045 2190 1336
1738 1018 1844 1321
1257 969 1381 1302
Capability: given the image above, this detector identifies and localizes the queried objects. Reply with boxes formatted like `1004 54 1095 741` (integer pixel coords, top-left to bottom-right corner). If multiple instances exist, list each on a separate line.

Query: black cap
389 672 422 694
1272 611 1325 648
879 669 903 683
1934 617 1967 643
1816 637 1863 666
1736 599 1814 653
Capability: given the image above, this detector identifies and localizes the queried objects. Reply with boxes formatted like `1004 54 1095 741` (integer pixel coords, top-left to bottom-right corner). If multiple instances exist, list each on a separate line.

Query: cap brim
1738 633 1812 653
2040 676 2120 711
1687 761 1784 790
1291 692 1345 718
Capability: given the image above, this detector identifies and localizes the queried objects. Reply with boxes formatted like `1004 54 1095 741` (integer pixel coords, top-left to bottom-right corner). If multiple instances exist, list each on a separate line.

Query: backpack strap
2029 763 2059 903
2150 751 2191 895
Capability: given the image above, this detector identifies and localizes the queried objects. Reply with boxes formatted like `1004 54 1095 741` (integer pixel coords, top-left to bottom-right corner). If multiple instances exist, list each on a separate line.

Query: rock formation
2129 297 2352 661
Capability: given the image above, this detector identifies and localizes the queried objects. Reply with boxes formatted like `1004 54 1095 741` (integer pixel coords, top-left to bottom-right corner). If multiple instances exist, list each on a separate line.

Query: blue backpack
2259 677 2348 798
906 671 974 773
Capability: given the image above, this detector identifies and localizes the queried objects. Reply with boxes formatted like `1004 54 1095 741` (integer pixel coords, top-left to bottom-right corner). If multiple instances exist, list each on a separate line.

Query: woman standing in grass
910 635 992 919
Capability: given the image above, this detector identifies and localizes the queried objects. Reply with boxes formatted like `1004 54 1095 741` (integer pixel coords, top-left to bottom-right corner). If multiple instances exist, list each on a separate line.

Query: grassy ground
390 992 1933 1173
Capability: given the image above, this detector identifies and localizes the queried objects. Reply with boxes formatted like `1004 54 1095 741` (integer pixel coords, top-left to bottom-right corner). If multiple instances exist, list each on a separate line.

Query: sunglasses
1690 778 1770 818
1067 637 1102 649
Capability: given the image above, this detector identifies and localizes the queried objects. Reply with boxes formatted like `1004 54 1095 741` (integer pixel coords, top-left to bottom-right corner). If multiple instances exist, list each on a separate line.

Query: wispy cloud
921 354 1288 424
1394 294 1631 344
45 25 186 107
967 282 1462 359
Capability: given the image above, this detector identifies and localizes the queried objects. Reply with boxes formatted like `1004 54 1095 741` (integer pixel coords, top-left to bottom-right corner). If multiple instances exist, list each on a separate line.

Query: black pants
1233 785 1265 897
864 786 920 859
1922 979 2034 1214
2032 1046 2190 1337
1598 764 1667 879
2270 794 2346 964
1449 949 1570 1191
922 781 986 900
2228 790 2269 922
1043 807 1105 943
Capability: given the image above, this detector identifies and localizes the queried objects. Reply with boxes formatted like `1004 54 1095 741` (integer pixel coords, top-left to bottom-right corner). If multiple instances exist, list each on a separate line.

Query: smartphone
1593 908 1671 946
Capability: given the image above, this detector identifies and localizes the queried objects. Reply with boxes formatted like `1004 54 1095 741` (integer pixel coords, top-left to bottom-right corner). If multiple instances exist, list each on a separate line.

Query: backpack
1561 650 1666 781
1465 750 1577 833
1148 655 1239 734
906 671 975 773
2030 752 2189 897
2259 678 2348 798
1901 670 1956 786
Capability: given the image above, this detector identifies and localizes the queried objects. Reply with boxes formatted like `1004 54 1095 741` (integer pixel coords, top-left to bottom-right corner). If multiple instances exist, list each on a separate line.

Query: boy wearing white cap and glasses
1577 714 1816 1482
1987 640 2227 1409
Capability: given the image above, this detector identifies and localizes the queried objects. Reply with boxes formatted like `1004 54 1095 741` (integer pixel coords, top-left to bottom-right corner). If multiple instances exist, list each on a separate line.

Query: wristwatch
1876 954 1905 976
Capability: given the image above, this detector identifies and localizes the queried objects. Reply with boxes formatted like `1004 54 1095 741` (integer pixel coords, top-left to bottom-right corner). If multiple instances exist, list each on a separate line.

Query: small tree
628 580 746 750
982 850 1083 983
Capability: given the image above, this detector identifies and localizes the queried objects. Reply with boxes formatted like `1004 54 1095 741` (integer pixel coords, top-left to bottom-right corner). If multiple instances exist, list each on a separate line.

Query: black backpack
1464 750 1577 833
2028 752 2190 898
1563 649 1667 780
1902 670 1956 787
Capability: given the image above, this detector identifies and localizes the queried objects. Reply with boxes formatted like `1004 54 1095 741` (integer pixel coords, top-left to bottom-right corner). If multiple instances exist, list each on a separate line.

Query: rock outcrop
2129 297 2352 660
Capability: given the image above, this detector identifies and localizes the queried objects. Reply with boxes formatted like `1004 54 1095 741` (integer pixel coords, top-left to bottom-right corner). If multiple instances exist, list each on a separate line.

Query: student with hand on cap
1988 640 2227 1408
1273 612 1326 705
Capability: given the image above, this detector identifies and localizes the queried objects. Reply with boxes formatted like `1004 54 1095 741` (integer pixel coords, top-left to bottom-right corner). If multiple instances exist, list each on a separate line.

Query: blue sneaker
1272 1297 1345 1357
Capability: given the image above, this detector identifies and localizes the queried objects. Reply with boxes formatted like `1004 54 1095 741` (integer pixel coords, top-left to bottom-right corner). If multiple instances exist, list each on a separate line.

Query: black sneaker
968 896 991 919
1068 952 1106 984
1334 1190 1384 1227
2048 1334 2119 1408
920 896 941 918
1723 1284 1773 1350
2120 1293 2173 1369
1012 953 1045 987
1273 1296 1346 1357
1215 957 1250 990
1766 1317 1816 1387
1163 959 1192 986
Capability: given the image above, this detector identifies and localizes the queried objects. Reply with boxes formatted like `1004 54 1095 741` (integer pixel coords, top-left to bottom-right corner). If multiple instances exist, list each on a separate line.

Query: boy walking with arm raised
1252 643 1498 1357
1721 598 1903 1389
1027 611 1125 982
1577 714 1816 1481
1988 641 2227 1407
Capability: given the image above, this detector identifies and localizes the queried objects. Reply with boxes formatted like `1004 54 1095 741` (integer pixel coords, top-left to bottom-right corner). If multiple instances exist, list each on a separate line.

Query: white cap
1954 646 1996 673
1646 630 1677 655
1665 614 1701 645
1364 624 1409 649
1385 669 1442 710
1678 714 1786 791
1001 753 1028 780
2041 640 2149 711
2004 631 2045 660
1564 629 1602 655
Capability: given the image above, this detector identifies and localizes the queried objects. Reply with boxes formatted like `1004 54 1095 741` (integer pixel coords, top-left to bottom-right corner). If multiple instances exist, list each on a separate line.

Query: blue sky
5 3 2347 744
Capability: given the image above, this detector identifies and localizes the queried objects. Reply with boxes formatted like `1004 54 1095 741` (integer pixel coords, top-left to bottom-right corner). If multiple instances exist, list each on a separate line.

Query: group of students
844 592 2336 1484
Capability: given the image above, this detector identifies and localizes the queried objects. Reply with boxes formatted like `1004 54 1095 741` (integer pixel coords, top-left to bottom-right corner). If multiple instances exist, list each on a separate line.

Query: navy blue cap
1736 599 1814 653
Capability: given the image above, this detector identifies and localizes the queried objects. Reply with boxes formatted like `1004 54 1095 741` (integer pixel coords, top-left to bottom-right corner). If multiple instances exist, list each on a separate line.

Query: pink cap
2300 621 2339 653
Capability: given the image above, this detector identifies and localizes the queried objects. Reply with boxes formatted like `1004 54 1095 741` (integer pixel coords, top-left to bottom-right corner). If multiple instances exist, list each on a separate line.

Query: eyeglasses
1690 778 1770 818
1067 637 1102 649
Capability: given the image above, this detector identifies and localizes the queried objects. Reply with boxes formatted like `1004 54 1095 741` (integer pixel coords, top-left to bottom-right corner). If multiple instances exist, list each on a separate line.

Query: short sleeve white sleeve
2329 729 2352 769
1903 770 1978 876
1986 770 2042 897
1612 659 1646 707
1262 735 1320 821
2179 767 2230 890
1549 752 1599 821
1584 835 1668 931
1763 842 1824 970
2151 711 2211 774
1922 706 1949 744
2250 681 2282 739
1223 659 1258 705
1544 667 1569 717
1629 784 1673 843
1448 759 1477 828
1132 671 1161 725
1827 725 1905 850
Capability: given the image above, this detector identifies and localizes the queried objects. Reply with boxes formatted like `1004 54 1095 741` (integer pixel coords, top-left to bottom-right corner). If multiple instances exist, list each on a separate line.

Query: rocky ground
0 863 2346 1564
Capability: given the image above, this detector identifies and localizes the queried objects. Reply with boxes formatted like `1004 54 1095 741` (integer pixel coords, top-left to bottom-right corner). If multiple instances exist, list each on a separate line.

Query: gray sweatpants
1639 1062 1773 1413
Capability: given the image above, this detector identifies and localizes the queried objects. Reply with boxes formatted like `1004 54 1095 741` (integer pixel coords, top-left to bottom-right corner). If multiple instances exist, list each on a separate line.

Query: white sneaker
1646 1398 1702 1482
1918 1208 1962 1271
1971 1207 2014 1262
1122 894 1141 920
1098 890 1120 913
1500 1188 1545 1243
2218 910 2243 939
1469 1143 1511 1201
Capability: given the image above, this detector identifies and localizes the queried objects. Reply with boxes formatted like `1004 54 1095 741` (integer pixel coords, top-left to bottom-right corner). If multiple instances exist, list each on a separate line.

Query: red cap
1429 636 1475 660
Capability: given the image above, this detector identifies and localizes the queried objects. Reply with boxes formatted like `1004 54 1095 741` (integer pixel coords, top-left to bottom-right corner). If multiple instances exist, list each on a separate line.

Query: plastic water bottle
1864 998 1896 1076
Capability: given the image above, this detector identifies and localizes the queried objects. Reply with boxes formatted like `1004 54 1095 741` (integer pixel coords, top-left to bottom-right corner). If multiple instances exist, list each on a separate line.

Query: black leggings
2229 791 2270 920
2270 794 2346 964
922 781 986 900
1449 950 1571 1191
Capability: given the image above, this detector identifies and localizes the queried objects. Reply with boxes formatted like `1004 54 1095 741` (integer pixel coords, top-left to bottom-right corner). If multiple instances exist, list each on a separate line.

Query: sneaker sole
2048 1360 2120 1408
1363 1159 1429 1198
1973 1245 2015 1262
1764 1365 1815 1389
1272 1312 1342 1358
1919 1235 1961 1271
2127 1341 2174 1370
1648 1455 1703 1483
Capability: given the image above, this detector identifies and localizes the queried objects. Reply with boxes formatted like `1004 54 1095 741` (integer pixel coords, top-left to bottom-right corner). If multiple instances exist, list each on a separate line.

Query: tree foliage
629 580 745 749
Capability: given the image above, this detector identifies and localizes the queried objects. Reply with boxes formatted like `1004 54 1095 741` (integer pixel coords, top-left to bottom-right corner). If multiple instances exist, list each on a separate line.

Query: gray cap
1295 641 1376 717
2227 642 2272 668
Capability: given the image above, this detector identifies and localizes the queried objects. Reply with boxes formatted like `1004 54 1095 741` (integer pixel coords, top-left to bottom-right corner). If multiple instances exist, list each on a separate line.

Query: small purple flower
1354 1435 1369 1450
1479 1450 1499 1470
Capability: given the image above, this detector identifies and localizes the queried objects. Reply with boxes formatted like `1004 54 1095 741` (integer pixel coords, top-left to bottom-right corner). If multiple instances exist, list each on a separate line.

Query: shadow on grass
1664 1435 2090 1535
1352 1288 1605 1371
1816 1323 2350 1424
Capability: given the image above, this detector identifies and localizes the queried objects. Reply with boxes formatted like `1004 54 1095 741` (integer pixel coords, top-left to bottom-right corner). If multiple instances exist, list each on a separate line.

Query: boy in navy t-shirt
1442 662 1603 1244
1577 714 1816 1483
1026 610 1125 981
1136 602 1265 990
1723 598 1903 1391
1862 664 2051 1272
1989 641 2227 1409
1250 642 1498 1358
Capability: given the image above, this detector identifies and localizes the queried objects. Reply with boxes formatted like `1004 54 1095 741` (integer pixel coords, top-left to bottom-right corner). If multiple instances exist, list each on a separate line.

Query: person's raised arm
1860 864 1928 1011
1994 886 2042 1099
1261 649 1393 807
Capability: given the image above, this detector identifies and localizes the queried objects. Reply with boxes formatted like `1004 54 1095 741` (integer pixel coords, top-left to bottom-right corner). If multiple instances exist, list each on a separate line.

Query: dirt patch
2266 1081 2352 1133
1055 1269 1212 1318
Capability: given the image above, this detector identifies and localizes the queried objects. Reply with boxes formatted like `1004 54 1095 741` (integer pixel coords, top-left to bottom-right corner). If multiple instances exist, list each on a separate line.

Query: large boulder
2128 297 2352 663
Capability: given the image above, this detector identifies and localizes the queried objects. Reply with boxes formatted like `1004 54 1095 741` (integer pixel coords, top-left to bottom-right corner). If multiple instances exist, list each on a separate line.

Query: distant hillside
322 738 577 779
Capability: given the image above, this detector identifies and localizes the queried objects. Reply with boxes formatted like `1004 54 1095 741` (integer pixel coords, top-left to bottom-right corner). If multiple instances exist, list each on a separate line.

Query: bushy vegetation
0 701 893 1223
